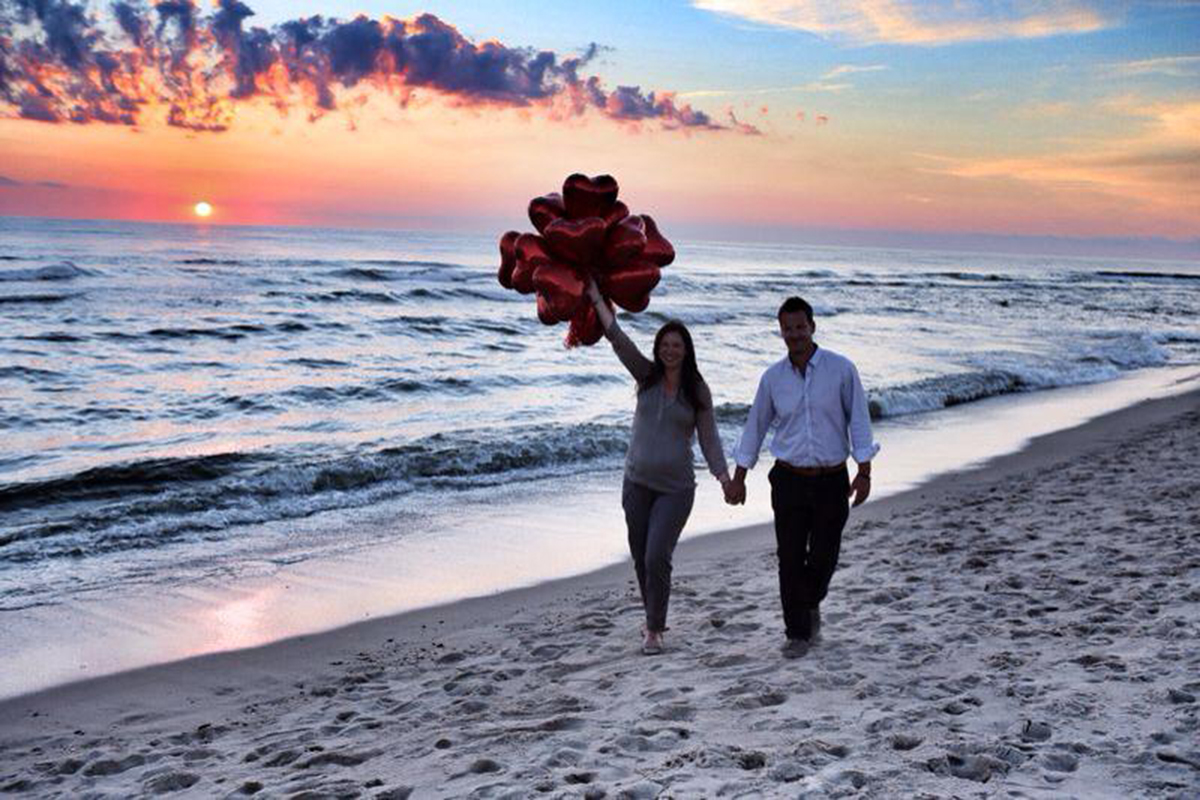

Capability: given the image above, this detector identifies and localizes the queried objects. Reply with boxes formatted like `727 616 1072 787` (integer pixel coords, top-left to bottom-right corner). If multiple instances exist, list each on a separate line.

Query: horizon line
2 212 1197 263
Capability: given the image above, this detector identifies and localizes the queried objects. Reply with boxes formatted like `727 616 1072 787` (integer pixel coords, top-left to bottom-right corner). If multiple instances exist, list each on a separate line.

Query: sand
1 389 1198 799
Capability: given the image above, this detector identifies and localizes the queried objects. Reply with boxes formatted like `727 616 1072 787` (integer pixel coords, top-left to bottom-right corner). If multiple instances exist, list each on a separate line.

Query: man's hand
849 469 871 507
724 477 746 505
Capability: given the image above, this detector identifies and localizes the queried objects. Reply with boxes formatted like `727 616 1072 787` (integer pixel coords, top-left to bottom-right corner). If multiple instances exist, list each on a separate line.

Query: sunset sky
1 1 1197 256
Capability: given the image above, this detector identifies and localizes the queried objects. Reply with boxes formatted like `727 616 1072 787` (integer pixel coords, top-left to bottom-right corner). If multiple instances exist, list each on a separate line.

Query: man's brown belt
774 459 846 477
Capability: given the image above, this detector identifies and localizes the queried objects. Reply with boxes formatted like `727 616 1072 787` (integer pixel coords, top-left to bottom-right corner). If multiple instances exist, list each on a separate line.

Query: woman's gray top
605 319 728 493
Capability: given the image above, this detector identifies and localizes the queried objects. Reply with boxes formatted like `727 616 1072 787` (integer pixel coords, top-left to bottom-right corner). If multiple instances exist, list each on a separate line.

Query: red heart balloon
528 193 566 234
604 200 630 228
602 214 647 269
566 301 606 347
512 233 552 294
536 292 557 325
497 230 520 289
543 217 607 267
641 214 675 267
601 259 660 312
563 173 618 220
533 262 585 321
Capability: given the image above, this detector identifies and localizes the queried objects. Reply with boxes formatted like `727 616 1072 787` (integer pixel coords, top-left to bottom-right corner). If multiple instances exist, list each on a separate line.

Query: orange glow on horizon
1 87 1197 243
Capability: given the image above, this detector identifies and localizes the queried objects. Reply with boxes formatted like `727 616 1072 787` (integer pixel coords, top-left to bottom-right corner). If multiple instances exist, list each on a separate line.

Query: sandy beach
2 388 1198 799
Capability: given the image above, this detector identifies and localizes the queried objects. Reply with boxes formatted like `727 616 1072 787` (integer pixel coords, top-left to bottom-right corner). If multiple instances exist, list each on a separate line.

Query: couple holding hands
585 278 878 658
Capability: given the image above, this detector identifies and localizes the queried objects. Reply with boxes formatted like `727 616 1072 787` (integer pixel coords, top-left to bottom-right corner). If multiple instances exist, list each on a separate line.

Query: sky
0 0 1197 257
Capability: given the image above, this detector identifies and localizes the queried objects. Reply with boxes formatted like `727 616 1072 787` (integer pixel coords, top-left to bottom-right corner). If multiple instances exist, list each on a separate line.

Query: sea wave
711 335 1171 423
405 286 511 302
361 259 461 269
266 289 402 305
916 271 1016 282
0 422 630 564
868 334 1168 419
94 321 310 343
0 261 96 282
1096 270 1200 281
329 267 403 282
0 293 78 305
0 365 68 382
330 261 466 281
15 332 85 342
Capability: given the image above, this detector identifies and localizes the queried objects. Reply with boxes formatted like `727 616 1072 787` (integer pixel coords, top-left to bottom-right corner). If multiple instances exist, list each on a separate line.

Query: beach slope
2 390 1198 798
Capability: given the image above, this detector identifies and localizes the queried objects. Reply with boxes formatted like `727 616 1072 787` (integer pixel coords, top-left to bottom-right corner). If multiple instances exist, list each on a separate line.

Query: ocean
2 216 1198 696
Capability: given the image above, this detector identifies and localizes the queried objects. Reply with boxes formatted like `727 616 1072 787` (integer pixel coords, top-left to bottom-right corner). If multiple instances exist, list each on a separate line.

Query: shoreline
3 366 1196 702
1 387 1197 797
4 383 1199 709
3 382 1196 711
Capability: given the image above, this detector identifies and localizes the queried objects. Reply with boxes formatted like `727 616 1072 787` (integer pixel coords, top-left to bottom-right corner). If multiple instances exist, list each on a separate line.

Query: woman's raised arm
587 277 653 381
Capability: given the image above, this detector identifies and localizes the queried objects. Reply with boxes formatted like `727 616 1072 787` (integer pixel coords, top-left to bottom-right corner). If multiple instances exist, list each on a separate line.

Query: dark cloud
154 0 196 42
19 92 61 122
211 0 275 98
0 172 68 190
323 15 383 87
0 2 742 134
725 109 762 136
112 2 149 49
603 85 717 129
30 0 96 70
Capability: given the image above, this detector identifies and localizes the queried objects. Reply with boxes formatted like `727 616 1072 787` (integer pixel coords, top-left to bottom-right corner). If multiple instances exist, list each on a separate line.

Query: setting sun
193 201 213 218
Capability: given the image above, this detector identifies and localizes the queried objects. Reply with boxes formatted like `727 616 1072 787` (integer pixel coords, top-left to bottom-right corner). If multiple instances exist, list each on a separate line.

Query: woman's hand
585 275 603 305
585 275 616 333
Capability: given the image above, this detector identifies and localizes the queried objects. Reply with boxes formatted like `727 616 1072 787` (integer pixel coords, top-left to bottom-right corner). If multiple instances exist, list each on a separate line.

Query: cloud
0 1 735 134
725 108 763 135
1109 55 1200 78
693 1 1118 45
0 175 68 188
806 82 850 93
924 100 1200 205
824 64 887 78
677 62 884 100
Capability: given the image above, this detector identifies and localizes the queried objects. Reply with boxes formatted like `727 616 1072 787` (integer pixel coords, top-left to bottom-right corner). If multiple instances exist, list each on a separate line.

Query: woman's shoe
641 628 664 655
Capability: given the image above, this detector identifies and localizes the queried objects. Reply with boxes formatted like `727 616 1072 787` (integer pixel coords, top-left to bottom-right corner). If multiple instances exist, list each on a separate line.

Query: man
726 296 878 658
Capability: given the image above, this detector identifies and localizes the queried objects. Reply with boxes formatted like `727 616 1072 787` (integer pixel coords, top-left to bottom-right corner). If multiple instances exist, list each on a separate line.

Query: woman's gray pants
622 477 696 633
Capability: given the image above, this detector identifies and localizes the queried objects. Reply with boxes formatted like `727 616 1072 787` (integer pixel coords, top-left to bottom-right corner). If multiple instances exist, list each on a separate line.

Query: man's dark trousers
768 463 851 640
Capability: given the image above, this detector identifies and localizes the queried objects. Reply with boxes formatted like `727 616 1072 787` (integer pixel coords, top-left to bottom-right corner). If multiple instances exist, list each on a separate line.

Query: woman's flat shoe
641 629 664 655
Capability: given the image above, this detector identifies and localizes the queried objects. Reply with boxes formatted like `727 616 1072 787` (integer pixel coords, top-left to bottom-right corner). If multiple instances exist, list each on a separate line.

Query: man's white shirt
734 346 880 470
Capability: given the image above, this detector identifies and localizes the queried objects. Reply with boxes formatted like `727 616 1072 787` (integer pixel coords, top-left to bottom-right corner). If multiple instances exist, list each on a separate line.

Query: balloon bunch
497 174 674 347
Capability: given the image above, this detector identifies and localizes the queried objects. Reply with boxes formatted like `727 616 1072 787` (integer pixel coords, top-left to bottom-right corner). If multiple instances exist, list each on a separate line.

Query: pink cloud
1 1 741 135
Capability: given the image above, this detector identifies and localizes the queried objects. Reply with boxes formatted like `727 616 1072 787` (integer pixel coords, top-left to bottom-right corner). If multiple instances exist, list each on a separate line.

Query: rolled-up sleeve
734 371 774 470
843 362 880 464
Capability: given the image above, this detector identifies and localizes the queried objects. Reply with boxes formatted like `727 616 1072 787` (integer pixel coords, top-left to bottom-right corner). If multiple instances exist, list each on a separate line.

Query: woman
586 280 731 655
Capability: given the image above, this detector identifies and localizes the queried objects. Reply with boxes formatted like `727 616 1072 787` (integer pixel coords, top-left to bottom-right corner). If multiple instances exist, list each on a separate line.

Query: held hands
722 476 746 506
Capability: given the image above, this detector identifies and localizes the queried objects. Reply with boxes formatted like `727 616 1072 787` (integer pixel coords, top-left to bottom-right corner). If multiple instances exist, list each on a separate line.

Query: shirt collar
785 343 822 374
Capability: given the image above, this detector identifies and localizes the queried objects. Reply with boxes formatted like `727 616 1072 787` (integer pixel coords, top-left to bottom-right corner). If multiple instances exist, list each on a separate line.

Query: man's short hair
778 296 814 324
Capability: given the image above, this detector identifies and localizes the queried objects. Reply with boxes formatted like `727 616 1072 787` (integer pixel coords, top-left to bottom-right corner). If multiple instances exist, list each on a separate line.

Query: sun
193 201 213 218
